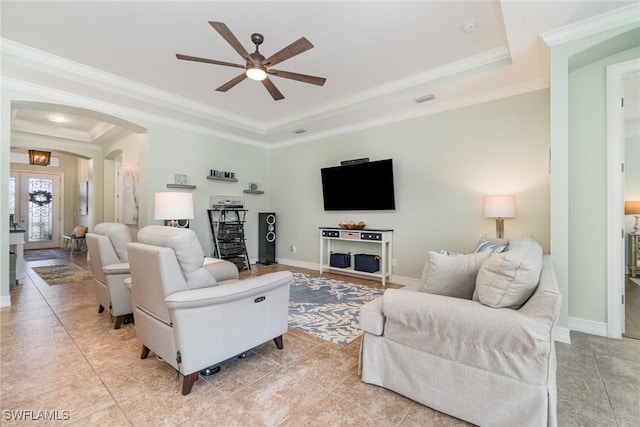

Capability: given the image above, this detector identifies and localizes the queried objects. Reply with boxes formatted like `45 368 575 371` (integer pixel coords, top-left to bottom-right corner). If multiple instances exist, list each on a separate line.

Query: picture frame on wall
79 181 88 215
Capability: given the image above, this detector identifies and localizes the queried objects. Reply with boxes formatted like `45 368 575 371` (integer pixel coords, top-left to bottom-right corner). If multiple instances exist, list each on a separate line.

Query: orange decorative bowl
339 222 366 230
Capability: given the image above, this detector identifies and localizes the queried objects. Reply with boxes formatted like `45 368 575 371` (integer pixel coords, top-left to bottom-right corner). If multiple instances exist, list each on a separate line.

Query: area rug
24 249 70 262
289 272 384 346
32 264 92 285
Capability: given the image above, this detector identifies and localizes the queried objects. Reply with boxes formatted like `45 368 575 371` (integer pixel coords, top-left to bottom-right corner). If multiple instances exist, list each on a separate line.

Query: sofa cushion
475 235 543 309
473 236 509 254
419 251 491 300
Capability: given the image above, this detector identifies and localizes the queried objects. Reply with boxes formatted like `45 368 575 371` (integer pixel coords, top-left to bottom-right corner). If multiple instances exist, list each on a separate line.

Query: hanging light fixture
28 150 51 166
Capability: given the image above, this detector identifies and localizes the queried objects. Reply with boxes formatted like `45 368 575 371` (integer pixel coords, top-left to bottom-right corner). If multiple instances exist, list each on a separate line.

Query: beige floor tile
229 365 330 426
1 356 99 407
95 356 183 402
282 341 359 390
119 382 222 426
3 381 115 426
333 369 414 425
68 404 132 427
399 403 472 426
202 350 282 397
283 393 394 426
251 331 321 365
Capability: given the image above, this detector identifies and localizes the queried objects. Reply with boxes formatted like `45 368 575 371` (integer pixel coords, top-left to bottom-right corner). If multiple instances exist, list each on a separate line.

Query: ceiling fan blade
262 78 284 100
268 69 326 86
263 37 314 68
216 74 248 92
208 21 254 65
176 54 245 69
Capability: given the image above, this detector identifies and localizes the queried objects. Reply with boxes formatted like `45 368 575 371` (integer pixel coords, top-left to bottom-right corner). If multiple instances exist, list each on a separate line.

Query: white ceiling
1 1 636 147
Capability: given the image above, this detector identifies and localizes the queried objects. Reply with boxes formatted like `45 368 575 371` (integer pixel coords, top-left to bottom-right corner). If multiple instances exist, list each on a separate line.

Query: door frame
607 58 640 339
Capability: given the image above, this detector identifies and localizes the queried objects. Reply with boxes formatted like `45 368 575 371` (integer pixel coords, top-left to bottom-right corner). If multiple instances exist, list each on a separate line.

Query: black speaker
258 212 276 265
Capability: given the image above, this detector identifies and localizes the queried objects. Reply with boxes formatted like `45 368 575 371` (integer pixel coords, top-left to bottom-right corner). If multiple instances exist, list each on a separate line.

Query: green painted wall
549 23 640 330
568 46 640 322
270 90 551 279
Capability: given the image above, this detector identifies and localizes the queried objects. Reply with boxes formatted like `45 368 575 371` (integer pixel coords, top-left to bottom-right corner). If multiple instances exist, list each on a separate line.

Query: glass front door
11 172 62 250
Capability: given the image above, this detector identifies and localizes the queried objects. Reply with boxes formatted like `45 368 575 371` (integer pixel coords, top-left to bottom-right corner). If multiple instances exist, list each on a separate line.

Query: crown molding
266 47 510 130
540 3 640 47
2 38 512 140
1 38 266 133
269 78 548 149
2 77 270 148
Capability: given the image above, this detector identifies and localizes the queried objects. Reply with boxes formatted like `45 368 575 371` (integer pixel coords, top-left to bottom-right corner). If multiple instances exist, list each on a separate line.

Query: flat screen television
321 159 396 211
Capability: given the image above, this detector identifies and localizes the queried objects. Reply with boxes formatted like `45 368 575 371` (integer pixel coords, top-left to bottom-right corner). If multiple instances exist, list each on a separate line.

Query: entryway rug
24 249 69 262
32 264 93 285
289 272 384 346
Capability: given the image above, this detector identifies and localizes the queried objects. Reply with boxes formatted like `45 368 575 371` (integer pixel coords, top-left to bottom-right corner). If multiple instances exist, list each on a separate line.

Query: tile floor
624 276 640 339
1 250 639 426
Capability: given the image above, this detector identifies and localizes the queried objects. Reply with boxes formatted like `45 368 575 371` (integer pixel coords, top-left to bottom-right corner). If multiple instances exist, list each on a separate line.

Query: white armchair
127 225 292 395
86 223 133 329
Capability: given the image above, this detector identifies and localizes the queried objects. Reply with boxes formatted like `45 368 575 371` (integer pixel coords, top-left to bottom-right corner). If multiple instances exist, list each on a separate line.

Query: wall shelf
207 176 238 182
166 184 196 189
243 190 264 194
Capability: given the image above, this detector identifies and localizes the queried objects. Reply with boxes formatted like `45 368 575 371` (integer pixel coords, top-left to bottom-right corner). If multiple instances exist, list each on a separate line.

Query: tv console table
319 227 393 286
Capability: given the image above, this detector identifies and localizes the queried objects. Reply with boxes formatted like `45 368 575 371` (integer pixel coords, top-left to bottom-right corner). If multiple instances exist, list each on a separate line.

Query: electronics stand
319 227 393 286
208 208 250 271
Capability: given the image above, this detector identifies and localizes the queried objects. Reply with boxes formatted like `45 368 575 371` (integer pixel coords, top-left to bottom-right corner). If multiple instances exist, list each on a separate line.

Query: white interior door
17 172 62 250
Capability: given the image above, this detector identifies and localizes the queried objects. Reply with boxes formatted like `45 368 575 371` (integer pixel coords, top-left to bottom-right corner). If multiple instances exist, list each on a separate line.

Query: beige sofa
359 237 561 427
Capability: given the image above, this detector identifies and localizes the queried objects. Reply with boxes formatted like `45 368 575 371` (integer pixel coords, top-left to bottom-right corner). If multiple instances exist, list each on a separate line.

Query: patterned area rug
24 249 69 262
289 272 384 346
32 264 92 285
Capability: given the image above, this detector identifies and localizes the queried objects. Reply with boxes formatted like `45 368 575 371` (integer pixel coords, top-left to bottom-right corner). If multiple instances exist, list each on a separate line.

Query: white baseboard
274 257 319 271
0 295 11 308
554 326 571 344
568 317 607 337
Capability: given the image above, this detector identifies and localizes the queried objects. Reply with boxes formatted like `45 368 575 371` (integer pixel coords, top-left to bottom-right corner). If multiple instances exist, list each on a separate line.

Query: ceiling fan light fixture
246 67 267 81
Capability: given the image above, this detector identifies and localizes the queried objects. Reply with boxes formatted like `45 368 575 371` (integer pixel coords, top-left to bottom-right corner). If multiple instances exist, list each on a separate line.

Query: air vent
293 129 307 134
414 94 436 104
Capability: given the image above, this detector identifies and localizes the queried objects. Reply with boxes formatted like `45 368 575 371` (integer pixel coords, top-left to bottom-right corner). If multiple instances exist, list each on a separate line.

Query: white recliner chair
127 225 292 395
86 222 133 329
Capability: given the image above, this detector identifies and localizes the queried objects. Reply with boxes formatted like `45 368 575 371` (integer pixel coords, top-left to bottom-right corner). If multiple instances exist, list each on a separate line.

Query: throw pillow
419 251 491 299
474 235 543 309
473 235 509 254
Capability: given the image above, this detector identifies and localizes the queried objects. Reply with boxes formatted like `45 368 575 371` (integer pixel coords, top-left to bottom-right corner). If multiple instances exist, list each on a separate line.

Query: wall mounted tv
321 159 396 211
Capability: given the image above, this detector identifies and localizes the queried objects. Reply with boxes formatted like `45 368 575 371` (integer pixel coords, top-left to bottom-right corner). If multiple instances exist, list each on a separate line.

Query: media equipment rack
207 208 250 271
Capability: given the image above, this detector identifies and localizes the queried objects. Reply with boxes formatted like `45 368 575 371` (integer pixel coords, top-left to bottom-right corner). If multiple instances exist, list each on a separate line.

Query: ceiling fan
176 21 326 101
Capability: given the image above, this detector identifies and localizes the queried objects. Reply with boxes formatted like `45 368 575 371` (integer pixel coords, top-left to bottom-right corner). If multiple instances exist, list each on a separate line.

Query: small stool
63 226 88 254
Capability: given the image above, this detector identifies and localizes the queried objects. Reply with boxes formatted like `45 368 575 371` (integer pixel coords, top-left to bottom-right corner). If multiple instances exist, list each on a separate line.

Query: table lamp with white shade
625 201 640 233
154 192 194 228
483 195 516 239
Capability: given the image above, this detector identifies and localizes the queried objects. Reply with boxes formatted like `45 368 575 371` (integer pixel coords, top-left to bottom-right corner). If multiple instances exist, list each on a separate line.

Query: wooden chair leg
98 305 105 313
182 372 199 395
140 345 150 359
273 335 284 349
114 315 125 329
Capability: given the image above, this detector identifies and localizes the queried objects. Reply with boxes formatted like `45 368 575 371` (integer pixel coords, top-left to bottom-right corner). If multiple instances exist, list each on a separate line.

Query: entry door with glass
10 172 62 250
